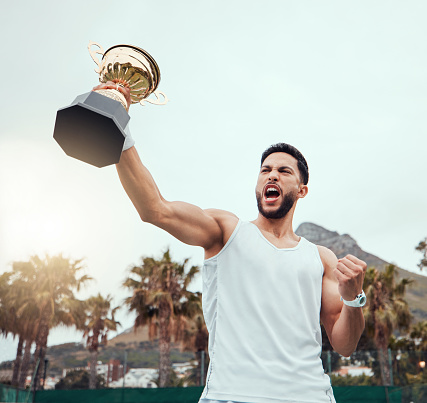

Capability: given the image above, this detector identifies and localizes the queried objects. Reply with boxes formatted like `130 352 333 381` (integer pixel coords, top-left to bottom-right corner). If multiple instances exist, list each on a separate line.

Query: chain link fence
1 349 426 403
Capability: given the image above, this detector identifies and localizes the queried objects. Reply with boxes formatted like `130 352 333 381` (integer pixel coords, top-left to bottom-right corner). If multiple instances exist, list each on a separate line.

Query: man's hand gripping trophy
53 41 167 168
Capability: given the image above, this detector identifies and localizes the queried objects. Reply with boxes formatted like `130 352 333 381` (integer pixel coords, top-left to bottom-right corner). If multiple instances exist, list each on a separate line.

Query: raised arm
319 246 366 357
92 82 235 253
116 146 228 250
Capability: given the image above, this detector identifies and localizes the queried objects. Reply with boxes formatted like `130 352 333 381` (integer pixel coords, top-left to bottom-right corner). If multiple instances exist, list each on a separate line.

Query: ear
297 184 308 199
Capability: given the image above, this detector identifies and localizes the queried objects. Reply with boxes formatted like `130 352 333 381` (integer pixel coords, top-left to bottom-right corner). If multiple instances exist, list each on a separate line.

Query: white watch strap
341 290 366 307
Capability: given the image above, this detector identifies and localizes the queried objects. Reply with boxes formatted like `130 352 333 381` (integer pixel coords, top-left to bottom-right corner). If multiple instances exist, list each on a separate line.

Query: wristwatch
341 290 366 307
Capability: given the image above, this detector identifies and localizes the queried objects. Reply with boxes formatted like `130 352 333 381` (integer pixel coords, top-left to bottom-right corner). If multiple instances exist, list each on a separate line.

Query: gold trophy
53 41 168 168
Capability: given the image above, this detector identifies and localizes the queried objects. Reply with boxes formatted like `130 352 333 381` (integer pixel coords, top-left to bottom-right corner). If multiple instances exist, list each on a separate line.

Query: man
95 82 367 403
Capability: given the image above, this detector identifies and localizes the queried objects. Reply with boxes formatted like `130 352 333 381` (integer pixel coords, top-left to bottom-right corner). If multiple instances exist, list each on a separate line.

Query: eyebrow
261 165 295 172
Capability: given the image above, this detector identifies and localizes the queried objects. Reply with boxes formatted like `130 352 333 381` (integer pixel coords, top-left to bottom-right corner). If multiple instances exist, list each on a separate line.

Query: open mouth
263 184 281 202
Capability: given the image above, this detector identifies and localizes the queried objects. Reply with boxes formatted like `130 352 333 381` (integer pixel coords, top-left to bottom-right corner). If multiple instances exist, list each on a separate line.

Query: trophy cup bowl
53 41 168 168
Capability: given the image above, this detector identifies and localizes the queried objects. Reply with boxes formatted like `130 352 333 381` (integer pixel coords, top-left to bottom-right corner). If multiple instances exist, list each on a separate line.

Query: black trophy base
53 91 130 168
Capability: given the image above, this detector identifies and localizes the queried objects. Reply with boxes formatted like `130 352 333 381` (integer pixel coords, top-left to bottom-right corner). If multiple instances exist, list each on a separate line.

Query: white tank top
200 220 334 403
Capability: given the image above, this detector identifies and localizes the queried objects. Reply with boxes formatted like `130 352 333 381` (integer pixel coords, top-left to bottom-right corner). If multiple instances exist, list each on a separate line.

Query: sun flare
6 212 72 258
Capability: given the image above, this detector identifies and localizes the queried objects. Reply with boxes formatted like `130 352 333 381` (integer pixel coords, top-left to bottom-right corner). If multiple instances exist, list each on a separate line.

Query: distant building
334 366 373 377
172 362 194 375
63 359 126 386
107 359 125 383
62 366 87 378
61 361 195 388
109 368 158 388
44 376 60 390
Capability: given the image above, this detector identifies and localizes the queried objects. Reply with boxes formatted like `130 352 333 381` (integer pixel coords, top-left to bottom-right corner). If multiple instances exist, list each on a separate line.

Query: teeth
265 187 279 200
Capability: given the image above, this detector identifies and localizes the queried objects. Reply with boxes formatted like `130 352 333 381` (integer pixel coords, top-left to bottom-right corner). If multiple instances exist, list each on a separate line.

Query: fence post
121 351 127 403
42 359 49 390
123 351 127 388
327 351 332 374
27 358 40 403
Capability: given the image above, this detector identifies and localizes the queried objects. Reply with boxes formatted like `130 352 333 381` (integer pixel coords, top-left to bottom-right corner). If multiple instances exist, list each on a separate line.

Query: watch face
359 296 366 305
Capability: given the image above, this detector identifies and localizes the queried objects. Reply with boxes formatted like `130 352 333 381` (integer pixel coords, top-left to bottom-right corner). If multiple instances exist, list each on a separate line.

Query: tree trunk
89 350 98 389
12 336 24 386
19 339 32 389
375 322 392 386
33 307 51 391
158 302 171 387
378 347 392 386
158 335 171 387
32 341 45 391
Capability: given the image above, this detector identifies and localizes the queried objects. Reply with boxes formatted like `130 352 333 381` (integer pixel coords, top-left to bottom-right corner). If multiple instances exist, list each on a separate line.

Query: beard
256 189 297 219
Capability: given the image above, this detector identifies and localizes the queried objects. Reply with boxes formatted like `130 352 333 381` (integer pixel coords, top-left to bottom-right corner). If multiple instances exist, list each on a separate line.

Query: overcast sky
1 0 427 360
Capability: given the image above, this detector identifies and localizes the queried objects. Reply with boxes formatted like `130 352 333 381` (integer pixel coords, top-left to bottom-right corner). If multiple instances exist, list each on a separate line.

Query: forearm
116 146 165 222
329 305 365 357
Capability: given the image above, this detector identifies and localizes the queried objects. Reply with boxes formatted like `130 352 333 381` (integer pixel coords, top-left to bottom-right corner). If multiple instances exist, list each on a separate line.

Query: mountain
296 222 388 268
108 325 153 345
296 222 427 322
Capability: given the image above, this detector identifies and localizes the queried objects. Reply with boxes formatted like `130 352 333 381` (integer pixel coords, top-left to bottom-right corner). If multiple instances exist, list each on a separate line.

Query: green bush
55 370 105 390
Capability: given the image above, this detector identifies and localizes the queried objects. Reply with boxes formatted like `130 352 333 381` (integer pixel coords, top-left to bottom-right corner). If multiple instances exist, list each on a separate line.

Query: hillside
296 222 427 322
30 339 193 377
108 325 153 345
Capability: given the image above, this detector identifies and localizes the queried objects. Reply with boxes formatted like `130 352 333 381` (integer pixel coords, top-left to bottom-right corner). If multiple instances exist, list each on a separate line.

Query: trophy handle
88 41 104 74
139 91 169 106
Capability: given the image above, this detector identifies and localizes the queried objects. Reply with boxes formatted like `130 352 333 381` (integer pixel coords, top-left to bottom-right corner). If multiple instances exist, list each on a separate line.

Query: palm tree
415 238 427 271
410 320 427 351
9 278 40 387
406 321 427 397
0 271 40 387
0 272 14 347
0 272 12 334
123 249 199 387
363 264 413 386
12 254 91 390
0 272 24 387
82 293 120 389
179 292 209 386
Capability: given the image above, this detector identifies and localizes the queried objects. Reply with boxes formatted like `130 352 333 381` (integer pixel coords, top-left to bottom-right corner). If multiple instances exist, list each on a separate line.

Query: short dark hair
260 143 309 184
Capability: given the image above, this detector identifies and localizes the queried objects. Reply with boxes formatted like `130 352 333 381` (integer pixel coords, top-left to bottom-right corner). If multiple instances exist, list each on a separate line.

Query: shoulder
205 209 238 226
316 245 338 276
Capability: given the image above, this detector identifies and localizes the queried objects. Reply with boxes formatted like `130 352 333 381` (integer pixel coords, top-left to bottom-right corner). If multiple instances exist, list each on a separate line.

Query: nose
268 170 279 182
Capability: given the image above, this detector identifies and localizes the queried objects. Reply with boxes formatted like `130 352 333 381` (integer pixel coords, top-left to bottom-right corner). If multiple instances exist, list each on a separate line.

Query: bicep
320 275 342 337
319 247 343 338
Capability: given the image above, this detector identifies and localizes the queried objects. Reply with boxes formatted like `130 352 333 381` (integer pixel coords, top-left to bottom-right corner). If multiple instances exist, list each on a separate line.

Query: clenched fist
333 255 367 302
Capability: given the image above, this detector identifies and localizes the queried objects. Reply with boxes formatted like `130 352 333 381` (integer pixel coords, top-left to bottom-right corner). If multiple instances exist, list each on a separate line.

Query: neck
252 208 297 240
